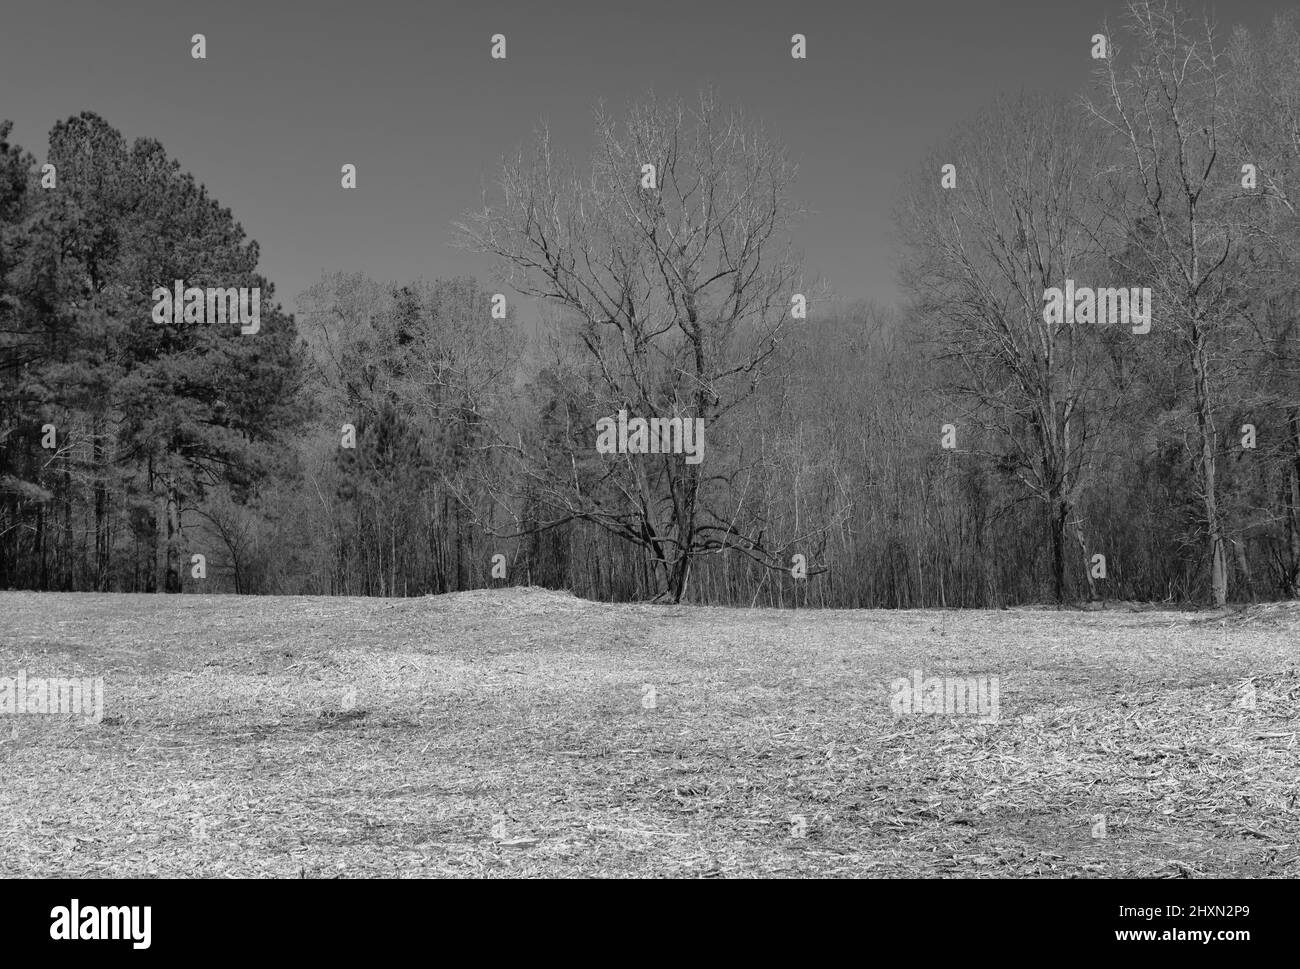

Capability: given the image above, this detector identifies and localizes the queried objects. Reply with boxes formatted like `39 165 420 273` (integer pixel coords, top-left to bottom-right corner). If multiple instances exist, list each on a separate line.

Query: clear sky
0 0 1286 316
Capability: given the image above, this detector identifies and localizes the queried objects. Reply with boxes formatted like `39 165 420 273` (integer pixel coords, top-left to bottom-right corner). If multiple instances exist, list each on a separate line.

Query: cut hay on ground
0 589 1296 877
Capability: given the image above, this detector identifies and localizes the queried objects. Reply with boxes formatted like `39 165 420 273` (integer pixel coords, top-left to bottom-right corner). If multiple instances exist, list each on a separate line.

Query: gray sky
0 0 1285 316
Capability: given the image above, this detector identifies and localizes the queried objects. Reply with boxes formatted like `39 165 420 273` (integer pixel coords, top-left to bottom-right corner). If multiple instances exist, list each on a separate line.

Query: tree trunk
35 504 47 589
93 419 109 591
61 466 73 590
1192 332 1227 607
1071 506 1098 601
1051 499 1067 604
1233 539 1255 603
669 552 693 604
164 482 183 593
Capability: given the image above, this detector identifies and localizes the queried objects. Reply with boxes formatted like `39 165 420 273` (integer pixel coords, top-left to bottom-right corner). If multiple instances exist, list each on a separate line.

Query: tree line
2 1 1298 607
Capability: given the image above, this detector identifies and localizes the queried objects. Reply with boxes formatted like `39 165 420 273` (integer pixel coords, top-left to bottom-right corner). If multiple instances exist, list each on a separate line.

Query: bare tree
897 93 1125 603
456 89 813 602
1087 0 1243 607
1225 13 1300 596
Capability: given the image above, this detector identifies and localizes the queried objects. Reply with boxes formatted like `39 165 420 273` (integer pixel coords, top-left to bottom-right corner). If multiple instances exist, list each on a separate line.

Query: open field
1 589 1297 877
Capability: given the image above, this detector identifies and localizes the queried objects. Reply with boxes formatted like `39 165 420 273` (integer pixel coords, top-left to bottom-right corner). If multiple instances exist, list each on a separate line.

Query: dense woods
2 2 1299 607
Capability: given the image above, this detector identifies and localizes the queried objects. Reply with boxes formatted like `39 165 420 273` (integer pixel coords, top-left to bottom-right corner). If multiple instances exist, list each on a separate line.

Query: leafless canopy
455 89 814 602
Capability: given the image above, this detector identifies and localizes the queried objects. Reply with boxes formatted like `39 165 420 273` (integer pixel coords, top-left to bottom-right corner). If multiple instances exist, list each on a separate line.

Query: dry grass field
1 588 1297 877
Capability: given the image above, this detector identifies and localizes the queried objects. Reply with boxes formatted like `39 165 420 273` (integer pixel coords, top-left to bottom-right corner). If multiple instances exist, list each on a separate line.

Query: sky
0 0 1287 319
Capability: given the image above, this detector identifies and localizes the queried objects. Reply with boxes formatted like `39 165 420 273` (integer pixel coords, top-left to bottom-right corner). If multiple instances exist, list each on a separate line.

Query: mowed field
1 588 1297 878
